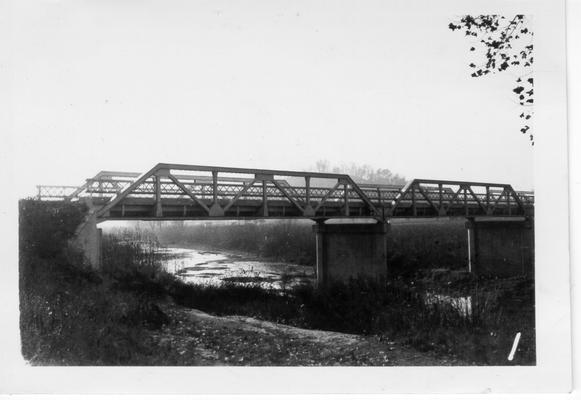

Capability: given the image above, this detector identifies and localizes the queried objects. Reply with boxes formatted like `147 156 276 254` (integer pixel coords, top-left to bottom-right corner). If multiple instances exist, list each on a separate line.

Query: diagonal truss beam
415 184 440 213
465 185 488 214
167 174 210 214
39 163 533 220
271 180 305 214
390 180 414 214
96 165 160 218
313 181 342 212
223 179 258 212
443 185 465 213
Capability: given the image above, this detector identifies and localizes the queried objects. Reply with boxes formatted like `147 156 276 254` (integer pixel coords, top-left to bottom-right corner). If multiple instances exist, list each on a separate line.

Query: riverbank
158 244 315 289
18 201 449 365
20 201 535 366
149 299 465 366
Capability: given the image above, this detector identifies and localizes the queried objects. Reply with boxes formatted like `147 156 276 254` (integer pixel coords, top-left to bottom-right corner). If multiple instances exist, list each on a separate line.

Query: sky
9 0 535 197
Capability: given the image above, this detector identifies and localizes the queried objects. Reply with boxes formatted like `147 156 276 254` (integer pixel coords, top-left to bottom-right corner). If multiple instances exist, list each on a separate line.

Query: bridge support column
465 217 534 277
70 211 102 270
313 222 388 286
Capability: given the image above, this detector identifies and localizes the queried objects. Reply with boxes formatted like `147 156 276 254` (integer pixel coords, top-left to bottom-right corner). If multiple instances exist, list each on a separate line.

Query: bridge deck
37 163 534 221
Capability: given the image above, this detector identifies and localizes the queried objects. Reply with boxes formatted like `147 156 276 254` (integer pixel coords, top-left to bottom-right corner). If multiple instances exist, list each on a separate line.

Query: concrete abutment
70 211 102 270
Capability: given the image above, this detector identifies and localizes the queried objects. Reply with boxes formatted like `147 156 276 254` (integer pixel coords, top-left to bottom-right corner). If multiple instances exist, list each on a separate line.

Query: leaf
449 14 534 145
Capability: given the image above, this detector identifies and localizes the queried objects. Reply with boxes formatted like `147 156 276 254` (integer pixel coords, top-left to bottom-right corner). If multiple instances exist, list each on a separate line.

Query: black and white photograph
1 0 574 395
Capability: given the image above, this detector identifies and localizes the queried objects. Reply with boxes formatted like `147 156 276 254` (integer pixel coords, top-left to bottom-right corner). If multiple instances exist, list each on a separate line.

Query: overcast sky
10 0 535 197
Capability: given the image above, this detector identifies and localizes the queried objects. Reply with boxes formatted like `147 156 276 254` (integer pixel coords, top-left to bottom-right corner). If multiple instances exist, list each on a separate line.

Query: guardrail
36 163 534 220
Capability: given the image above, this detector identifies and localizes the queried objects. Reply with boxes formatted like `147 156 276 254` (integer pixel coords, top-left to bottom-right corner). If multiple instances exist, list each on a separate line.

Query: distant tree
314 160 407 185
449 15 534 145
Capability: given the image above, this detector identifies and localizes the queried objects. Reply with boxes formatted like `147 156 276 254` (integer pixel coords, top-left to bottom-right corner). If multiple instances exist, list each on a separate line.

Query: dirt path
150 301 466 366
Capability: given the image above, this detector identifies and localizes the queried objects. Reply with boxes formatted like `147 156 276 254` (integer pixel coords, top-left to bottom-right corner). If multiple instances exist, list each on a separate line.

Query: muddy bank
158 245 316 290
150 301 468 366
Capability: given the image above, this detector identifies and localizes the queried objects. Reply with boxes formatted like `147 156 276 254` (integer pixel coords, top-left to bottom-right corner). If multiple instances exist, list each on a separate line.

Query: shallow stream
158 246 316 290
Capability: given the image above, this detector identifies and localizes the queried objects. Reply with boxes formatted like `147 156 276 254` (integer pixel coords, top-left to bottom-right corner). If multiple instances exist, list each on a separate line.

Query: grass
19 200 177 365
19 200 535 365
160 275 535 365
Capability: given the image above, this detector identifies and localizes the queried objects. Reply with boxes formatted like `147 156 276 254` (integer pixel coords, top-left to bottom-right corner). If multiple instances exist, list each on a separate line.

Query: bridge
37 163 534 220
37 163 535 284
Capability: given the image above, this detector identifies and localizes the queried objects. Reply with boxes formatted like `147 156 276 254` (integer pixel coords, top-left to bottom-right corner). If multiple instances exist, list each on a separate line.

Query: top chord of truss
36 163 534 221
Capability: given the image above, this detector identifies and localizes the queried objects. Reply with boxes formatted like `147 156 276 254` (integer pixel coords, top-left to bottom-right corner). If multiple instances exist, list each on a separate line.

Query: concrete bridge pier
465 217 534 277
312 221 389 286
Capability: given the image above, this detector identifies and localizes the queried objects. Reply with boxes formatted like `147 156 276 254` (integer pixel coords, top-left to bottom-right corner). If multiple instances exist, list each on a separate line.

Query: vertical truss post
208 170 225 216
262 179 269 217
411 183 416 217
463 185 468 216
154 175 163 217
343 183 350 216
486 186 490 208
438 183 446 216
212 171 218 205
507 186 512 216
303 176 315 217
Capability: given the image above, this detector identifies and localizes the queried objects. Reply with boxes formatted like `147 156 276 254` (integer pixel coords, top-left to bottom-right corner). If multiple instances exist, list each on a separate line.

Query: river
158 246 316 290
157 246 472 317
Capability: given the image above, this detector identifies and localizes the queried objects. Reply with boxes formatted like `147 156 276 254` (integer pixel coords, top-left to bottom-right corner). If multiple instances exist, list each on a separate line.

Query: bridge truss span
36 163 534 221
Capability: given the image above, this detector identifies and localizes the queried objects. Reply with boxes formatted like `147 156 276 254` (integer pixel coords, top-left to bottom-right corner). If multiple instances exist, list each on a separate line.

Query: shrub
19 201 174 365
19 200 87 259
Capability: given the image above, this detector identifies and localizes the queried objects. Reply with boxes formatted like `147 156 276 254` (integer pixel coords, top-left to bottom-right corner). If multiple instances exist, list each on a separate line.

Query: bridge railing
36 185 82 201
88 163 381 220
35 164 534 219
385 179 532 217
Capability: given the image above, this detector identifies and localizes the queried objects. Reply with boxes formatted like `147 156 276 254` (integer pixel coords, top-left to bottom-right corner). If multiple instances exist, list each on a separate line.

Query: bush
163 274 535 365
19 200 87 259
19 201 174 365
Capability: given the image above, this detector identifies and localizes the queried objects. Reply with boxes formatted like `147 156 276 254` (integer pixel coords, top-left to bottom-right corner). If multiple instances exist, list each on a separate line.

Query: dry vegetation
19 200 535 365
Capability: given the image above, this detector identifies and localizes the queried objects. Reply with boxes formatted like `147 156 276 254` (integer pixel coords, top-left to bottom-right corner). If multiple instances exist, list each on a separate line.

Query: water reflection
159 247 316 290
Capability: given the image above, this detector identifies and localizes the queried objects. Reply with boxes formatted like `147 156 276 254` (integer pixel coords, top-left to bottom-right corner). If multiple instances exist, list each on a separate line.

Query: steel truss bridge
37 163 534 222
